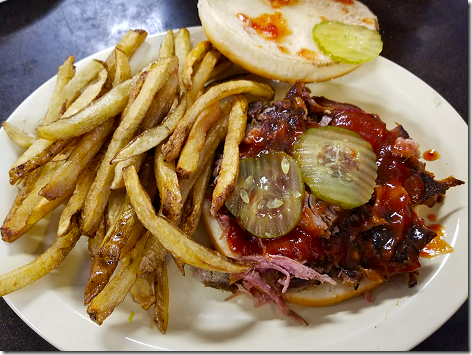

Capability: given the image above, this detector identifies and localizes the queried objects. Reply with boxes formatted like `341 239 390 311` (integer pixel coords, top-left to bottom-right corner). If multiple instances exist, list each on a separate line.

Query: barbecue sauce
420 224 454 258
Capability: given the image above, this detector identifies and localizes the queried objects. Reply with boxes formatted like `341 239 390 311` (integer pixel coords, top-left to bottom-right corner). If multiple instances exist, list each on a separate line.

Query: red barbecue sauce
420 224 454 258
238 12 292 43
423 149 441 161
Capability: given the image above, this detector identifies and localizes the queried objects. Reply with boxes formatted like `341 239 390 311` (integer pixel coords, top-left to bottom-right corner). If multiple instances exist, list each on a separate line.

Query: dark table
0 0 468 351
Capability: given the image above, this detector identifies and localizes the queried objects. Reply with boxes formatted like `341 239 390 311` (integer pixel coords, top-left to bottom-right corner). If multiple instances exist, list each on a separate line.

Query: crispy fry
174 28 191 93
88 216 106 257
153 256 169 334
208 58 234 81
36 78 133 141
87 232 150 325
176 102 220 178
2 122 37 148
180 158 213 236
106 29 148 79
182 40 212 89
186 48 222 106
162 80 274 162
80 57 178 235
113 48 132 86
9 137 74 185
43 59 106 125
62 68 111 118
123 165 252 273
131 276 156 310
154 144 182 225
210 94 248 215
0 222 81 297
57 151 103 237
111 94 187 164
137 233 168 279
158 30 174 58
39 118 115 200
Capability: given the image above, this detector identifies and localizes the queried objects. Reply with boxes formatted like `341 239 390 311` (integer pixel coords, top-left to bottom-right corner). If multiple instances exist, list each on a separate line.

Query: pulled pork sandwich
200 82 464 325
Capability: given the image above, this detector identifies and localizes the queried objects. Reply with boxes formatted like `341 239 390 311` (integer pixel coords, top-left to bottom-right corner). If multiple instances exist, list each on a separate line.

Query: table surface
0 0 468 351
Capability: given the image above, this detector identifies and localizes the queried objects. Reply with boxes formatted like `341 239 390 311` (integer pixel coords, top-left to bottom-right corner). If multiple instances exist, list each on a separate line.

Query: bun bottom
201 198 382 307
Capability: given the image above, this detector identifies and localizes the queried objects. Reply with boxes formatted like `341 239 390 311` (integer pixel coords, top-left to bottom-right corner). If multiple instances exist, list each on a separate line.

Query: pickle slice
293 126 377 209
225 151 304 239
313 20 383 64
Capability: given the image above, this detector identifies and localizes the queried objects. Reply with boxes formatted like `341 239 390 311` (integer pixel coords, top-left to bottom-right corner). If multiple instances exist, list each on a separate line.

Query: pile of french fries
0 28 275 333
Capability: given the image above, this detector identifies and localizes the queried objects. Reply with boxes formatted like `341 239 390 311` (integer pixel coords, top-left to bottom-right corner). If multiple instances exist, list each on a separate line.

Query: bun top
198 0 379 83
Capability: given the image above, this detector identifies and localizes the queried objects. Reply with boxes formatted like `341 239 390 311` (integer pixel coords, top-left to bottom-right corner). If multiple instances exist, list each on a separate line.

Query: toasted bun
198 0 379 83
202 198 382 306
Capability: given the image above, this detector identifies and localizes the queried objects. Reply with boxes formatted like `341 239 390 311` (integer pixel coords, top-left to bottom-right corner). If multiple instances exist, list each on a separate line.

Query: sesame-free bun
197 0 379 83
201 199 382 307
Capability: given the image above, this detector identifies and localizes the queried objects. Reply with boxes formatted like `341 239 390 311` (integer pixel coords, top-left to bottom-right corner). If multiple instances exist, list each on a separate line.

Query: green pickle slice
225 151 304 239
293 126 378 209
313 20 383 64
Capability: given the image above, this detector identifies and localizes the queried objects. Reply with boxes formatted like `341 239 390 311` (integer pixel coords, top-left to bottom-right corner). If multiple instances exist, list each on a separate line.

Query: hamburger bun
201 198 382 307
197 0 379 83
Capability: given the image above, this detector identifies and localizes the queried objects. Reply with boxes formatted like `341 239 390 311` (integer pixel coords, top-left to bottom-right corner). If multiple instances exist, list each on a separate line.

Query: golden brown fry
162 80 274 162
210 94 248 215
36 78 133 141
158 29 174 58
106 189 128 227
2 122 37 148
186 48 222 106
110 69 178 190
62 68 111 118
180 158 213 236
9 137 73 185
57 151 102 237
131 276 156 310
86 232 150 325
182 40 212 90
111 94 187 164
153 257 169 334
123 165 252 273
113 48 132 86
42 55 76 125
137 233 168 279
39 118 115 200
176 102 220 178
80 57 178 235
43 59 106 125
2 161 74 242
88 216 107 257
0 222 81 297
174 28 191 93
154 144 182 225
208 59 234 81
106 29 148 79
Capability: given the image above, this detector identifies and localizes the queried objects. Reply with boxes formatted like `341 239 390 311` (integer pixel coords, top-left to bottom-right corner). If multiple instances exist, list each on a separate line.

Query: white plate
0 27 468 351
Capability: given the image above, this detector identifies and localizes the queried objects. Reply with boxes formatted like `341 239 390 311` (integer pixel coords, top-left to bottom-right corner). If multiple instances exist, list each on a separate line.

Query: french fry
154 256 169 334
88 215 107 257
180 108 230 204
41 55 76 126
123 165 252 273
62 68 111 118
80 57 178 235
154 144 182 225
106 189 128 227
110 69 178 189
174 28 191 93
182 40 213 89
87 232 150 325
36 78 133 141
162 80 274 162
2 122 37 148
210 94 248 215
0 222 81 297
39 118 115 200
111 94 187 164
57 151 103 237
186 48 222 106
105 29 148 79
176 102 221 178
43 59 106 125
180 158 213 236
158 30 174 58
208 58 234 82
9 137 74 185
131 276 156 310
137 232 168 279
113 48 132 86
